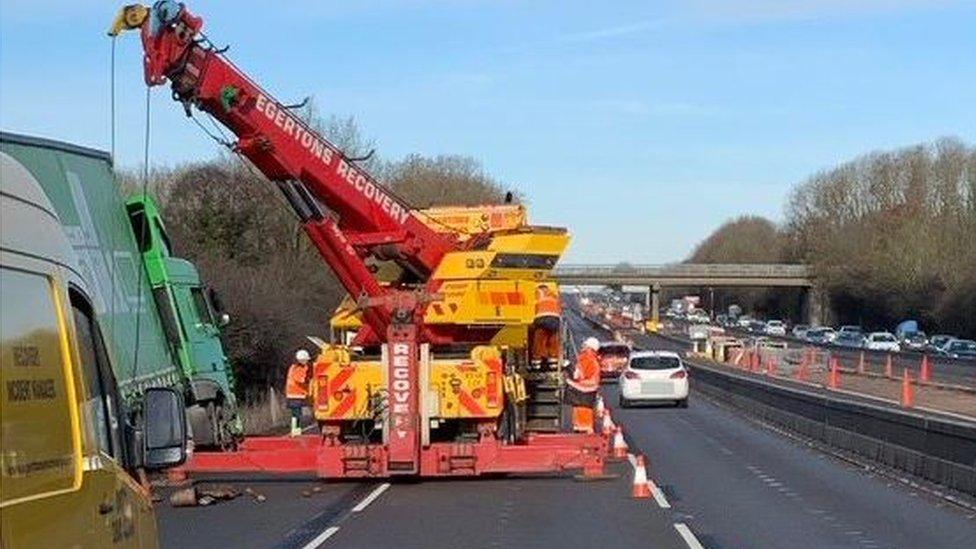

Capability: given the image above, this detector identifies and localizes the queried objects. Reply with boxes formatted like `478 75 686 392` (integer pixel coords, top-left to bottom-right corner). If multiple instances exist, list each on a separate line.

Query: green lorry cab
0 131 241 448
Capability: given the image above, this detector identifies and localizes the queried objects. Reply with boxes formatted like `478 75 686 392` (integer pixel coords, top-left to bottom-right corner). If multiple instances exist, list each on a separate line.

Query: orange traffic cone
901 368 915 408
920 355 932 383
767 355 777 377
827 357 840 389
612 426 628 458
796 360 808 382
602 410 615 436
632 455 652 499
885 354 893 378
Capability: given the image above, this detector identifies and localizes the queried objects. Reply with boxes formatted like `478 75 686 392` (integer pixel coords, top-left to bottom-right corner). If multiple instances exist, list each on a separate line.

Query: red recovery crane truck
110 1 606 478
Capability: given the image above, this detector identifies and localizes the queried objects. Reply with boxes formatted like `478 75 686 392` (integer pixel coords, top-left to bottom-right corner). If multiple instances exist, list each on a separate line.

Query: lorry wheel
619 395 630 408
206 401 232 450
677 398 689 408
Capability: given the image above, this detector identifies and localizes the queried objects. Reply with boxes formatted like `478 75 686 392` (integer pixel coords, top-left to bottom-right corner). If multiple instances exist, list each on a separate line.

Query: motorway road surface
157 313 975 548
568 310 976 548
157 463 689 549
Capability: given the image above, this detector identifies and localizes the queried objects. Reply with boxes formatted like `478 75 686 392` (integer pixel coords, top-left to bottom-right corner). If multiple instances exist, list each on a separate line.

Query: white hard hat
295 349 311 363
583 337 600 351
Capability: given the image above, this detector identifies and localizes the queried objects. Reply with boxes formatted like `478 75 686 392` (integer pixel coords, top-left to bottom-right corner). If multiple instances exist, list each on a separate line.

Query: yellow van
1 150 187 547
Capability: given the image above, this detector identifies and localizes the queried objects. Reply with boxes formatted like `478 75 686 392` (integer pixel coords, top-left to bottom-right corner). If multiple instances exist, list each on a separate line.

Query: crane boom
111 1 458 338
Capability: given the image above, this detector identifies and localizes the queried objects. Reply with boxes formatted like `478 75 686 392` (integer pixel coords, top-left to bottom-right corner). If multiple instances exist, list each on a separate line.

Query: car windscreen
951 340 976 351
599 345 630 357
873 334 896 342
630 355 681 370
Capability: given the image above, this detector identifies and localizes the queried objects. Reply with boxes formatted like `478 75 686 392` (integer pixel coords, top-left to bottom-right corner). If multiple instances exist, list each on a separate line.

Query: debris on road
169 484 242 507
244 487 267 503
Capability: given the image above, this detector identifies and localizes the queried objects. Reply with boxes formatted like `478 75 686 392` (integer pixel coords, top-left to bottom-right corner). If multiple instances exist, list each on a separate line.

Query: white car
765 320 787 336
618 351 689 408
864 332 901 352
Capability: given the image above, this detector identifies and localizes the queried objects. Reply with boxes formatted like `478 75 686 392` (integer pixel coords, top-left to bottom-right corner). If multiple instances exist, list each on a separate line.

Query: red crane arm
120 2 460 338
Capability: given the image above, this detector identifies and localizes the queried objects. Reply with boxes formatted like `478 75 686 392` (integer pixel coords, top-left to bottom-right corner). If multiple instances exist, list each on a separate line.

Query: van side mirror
143 387 187 470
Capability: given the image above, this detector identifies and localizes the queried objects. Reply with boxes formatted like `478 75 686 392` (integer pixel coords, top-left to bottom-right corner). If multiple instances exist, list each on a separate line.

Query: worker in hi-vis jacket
285 349 311 436
531 284 563 368
566 337 600 433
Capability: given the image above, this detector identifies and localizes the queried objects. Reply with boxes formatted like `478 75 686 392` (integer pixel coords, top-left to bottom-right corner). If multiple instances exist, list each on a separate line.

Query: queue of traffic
671 309 976 361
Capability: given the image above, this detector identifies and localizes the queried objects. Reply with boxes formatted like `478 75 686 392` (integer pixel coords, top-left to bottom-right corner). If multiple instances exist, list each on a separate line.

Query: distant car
597 342 631 380
737 316 753 328
746 320 766 334
688 311 711 324
927 335 954 353
792 324 810 339
765 320 787 336
937 339 976 360
838 325 863 335
833 331 865 348
899 331 928 351
864 332 901 352
805 327 837 345
618 350 689 408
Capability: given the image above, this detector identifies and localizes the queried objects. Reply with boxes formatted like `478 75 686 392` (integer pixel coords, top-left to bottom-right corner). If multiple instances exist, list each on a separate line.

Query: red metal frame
181 433 607 479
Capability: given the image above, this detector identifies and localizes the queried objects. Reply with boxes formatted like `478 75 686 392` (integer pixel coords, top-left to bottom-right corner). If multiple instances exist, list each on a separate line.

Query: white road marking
674 523 705 549
352 483 391 513
627 453 637 467
649 481 671 509
300 526 339 549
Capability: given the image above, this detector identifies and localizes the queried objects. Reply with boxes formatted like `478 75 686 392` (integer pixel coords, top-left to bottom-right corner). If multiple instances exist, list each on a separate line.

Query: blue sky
2 1 974 263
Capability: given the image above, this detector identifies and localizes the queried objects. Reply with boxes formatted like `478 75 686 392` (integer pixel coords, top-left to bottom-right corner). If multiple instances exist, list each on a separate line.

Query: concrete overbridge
553 263 826 325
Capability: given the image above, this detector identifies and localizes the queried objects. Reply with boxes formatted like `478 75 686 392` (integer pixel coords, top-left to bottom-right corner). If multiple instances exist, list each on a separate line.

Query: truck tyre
619 395 630 408
677 398 688 408
207 402 222 448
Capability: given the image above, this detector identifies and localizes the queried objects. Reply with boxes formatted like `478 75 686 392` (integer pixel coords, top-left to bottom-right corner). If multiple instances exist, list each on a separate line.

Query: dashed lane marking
674 523 706 549
351 483 391 513
300 527 339 549
650 481 672 509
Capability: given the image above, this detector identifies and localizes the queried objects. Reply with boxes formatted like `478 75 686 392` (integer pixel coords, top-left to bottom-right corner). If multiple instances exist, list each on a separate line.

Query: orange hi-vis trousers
572 406 594 433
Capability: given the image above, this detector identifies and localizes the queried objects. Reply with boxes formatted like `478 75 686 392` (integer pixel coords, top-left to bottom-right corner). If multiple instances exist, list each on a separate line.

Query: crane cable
109 37 118 337
108 35 154 396
129 84 153 382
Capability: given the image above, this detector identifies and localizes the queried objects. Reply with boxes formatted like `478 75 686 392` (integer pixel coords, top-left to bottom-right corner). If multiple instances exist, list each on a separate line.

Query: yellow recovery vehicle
315 204 567 434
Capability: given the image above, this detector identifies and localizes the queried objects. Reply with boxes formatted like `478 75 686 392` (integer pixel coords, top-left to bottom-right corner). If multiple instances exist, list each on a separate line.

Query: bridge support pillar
804 285 829 327
648 284 661 322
